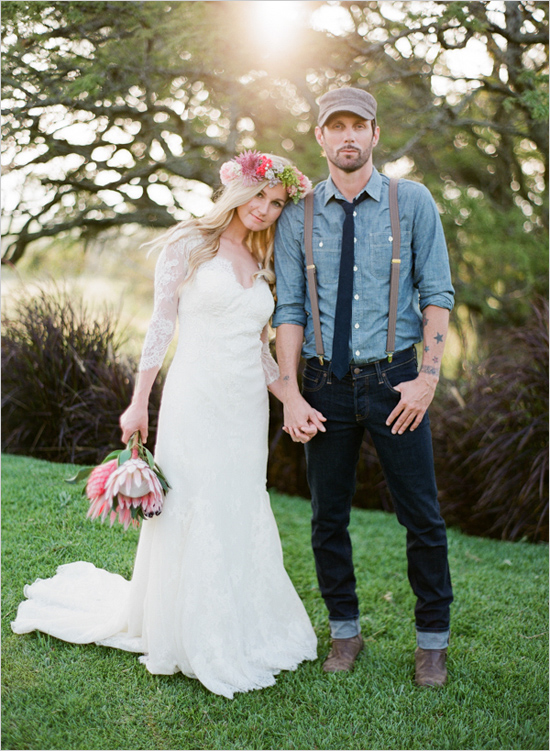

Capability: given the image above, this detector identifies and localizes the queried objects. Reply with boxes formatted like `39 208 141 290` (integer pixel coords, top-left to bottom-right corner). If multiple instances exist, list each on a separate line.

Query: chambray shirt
272 168 454 364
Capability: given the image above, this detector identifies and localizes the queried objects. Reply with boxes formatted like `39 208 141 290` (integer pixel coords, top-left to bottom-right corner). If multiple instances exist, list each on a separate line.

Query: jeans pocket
382 372 401 396
382 357 418 395
302 367 327 393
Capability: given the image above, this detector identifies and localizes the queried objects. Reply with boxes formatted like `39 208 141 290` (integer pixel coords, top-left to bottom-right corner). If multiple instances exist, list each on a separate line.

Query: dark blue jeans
302 347 452 645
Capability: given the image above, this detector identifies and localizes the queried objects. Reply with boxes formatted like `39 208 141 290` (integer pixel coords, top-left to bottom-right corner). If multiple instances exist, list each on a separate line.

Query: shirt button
354 367 361 374
355 350 361 357
354 323 359 329
389 236 393 242
353 211 357 217
354 237 357 243
353 265 358 272
319 241 323 247
354 294 359 300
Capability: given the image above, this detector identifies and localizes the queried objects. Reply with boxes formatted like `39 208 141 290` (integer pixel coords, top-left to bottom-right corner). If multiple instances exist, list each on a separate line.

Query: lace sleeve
261 340 280 386
138 238 191 372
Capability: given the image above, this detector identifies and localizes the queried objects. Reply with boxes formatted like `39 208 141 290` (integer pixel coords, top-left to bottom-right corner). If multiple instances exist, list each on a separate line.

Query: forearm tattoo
421 315 446 378
420 364 439 377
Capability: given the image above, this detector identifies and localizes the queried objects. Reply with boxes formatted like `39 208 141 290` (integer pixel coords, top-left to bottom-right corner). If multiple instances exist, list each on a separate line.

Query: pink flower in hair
216 150 313 203
219 160 242 185
233 150 263 185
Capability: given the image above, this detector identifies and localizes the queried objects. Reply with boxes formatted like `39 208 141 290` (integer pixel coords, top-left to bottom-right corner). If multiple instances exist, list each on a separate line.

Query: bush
4 287 547 542
432 298 549 543
1 287 162 465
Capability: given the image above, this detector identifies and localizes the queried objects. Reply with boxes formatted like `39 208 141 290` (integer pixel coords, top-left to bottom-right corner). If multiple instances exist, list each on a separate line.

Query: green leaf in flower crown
130 505 140 520
102 450 122 464
118 449 132 466
145 448 155 469
65 466 94 484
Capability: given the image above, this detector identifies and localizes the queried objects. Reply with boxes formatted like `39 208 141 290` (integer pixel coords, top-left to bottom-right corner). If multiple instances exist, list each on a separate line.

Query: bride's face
236 183 288 232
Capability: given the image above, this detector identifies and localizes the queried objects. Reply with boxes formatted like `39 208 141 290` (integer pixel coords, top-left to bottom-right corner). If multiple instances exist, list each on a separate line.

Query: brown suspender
386 177 401 362
303 178 401 365
303 190 325 364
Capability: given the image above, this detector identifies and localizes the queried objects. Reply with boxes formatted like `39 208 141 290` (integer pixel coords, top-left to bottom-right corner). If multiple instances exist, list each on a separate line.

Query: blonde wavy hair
147 154 295 287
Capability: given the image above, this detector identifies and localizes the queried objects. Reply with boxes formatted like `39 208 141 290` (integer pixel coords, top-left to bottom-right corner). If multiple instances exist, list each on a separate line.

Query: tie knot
336 191 368 215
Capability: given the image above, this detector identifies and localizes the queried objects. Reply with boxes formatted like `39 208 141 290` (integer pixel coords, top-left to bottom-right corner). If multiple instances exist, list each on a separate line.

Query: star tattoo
424 346 430 352
432 356 439 364
434 332 444 343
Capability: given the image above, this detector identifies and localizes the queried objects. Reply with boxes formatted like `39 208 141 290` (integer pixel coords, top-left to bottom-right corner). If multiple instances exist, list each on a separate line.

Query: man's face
315 112 379 173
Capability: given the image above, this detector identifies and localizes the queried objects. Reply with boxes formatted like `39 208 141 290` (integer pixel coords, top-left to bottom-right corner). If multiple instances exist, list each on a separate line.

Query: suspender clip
318 356 324 365
386 352 393 363
306 263 316 270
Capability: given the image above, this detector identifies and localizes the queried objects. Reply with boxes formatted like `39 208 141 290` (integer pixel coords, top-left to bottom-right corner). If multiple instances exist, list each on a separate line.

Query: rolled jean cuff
416 629 450 650
329 618 361 639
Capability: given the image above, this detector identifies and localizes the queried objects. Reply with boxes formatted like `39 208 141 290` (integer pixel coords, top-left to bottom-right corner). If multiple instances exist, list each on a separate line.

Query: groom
272 87 454 687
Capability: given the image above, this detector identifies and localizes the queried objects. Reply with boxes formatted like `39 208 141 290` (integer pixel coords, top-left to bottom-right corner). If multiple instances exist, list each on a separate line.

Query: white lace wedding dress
11 235 317 699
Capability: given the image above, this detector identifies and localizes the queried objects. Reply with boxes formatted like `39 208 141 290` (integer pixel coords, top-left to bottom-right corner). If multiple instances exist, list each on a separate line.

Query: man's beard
328 145 372 173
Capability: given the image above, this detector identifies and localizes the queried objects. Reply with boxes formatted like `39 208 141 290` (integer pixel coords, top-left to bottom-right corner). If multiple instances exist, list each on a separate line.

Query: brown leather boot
414 647 447 686
322 634 364 673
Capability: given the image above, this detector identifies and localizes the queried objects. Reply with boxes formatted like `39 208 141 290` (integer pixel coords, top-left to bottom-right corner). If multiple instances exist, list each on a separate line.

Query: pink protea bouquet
66 432 171 530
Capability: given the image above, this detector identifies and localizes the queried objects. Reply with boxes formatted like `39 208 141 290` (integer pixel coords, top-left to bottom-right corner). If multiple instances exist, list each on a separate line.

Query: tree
2 1 548 329
1 2 271 263
292 1 549 327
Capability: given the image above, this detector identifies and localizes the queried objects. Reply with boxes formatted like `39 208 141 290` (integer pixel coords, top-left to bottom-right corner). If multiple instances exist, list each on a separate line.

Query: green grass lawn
2 453 548 751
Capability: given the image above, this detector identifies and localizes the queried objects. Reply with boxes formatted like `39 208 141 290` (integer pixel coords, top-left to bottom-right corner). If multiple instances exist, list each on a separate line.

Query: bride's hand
120 402 149 444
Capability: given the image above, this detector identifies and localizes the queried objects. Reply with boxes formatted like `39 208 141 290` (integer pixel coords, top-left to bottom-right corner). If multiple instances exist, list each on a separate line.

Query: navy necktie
331 193 369 380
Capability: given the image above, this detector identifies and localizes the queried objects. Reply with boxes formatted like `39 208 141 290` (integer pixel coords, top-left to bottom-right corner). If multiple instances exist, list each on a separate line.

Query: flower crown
219 150 312 204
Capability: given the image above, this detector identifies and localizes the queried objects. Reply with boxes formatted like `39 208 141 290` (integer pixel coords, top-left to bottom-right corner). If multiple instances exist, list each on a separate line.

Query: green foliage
439 182 548 330
517 71 550 122
2 454 548 750
1 286 163 465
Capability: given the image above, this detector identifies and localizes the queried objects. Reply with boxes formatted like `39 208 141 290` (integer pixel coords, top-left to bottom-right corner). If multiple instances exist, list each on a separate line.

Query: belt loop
374 360 383 385
327 361 333 385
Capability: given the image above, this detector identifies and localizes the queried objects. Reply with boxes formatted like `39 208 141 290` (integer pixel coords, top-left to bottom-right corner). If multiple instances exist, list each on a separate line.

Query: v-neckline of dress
213 255 261 291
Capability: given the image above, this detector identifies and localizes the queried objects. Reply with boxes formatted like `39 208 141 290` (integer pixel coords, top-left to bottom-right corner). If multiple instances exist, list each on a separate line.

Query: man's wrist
418 365 440 385
280 375 302 403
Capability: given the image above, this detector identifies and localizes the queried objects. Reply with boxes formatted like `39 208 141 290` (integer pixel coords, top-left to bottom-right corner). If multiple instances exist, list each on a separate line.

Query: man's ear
314 125 324 148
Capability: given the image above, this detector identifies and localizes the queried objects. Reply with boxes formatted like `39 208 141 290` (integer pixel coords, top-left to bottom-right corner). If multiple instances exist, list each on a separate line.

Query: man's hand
282 392 326 443
387 305 449 435
386 373 437 435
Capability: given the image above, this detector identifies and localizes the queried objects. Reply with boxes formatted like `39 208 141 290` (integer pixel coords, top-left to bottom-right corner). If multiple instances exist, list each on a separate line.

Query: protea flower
66 432 170 531
103 457 165 529
85 459 118 523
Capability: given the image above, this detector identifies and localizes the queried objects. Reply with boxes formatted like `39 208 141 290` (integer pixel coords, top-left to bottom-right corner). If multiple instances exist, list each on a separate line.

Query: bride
11 151 320 699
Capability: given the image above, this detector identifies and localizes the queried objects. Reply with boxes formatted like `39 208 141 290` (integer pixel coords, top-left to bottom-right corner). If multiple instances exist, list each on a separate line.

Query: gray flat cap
318 88 377 127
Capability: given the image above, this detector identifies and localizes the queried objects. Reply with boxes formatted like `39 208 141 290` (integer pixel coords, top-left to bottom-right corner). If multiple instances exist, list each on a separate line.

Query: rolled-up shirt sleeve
272 203 308 328
411 183 454 312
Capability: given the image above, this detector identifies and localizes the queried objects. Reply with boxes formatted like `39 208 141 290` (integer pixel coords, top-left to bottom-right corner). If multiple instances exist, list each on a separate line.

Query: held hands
120 401 149 444
282 393 326 444
385 373 437 435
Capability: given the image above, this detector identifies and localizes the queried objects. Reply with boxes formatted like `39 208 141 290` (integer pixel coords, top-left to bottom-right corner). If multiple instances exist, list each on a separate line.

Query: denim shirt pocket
368 230 412 280
312 236 340 290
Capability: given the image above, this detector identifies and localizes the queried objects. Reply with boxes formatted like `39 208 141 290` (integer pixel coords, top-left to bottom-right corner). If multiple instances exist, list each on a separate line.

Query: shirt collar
321 166 382 205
